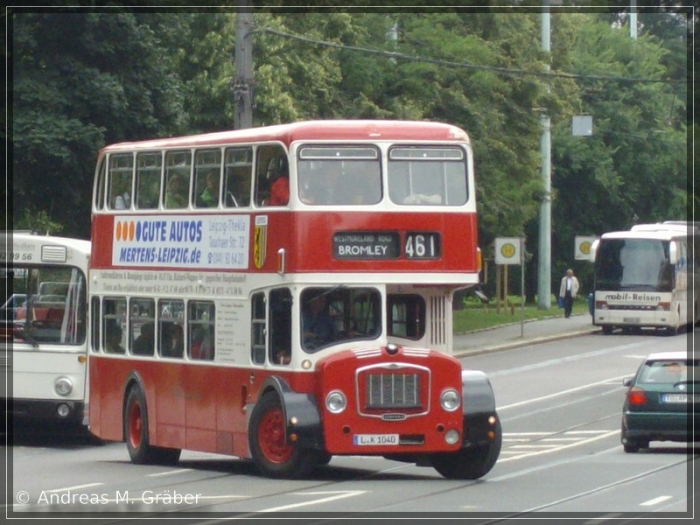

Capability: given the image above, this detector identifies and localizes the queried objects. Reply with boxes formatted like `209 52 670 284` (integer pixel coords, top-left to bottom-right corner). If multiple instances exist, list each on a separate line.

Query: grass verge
454 296 590 333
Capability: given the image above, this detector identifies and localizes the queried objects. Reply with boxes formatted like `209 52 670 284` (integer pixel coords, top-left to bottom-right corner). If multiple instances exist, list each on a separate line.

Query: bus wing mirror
589 239 599 263
669 241 678 265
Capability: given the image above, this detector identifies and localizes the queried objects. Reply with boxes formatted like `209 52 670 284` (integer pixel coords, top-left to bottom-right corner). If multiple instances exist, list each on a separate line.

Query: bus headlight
325 390 347 414
55 377 73 397
440 389 461 412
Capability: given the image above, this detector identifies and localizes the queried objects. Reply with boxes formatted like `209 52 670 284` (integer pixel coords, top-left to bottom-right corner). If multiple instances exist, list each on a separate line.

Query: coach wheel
248 392 317 479
124 386 181 466
430 418 502 480
602 325 613 335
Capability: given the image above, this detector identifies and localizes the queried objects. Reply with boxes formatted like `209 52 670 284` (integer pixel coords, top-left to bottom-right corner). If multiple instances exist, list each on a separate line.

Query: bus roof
3 232 91 255
99 120 471 154
600 229 693 241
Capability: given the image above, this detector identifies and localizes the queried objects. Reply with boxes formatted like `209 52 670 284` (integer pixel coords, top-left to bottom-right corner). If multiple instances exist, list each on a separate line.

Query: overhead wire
261 27 685 85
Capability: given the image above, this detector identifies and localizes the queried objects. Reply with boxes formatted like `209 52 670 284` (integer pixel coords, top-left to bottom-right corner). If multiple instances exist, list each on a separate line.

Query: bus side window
224 147 253 207
136 152 162 210
189 301 215 360
94 156 107 210
164 150 192 209
103 297 126 354
109 154 133 210
194 149 222 208
269 288 292 365
90 296 101 352
388 294 426 340
159 299 184 358
251 292 266 364
255 145 289 207
130 298 155 356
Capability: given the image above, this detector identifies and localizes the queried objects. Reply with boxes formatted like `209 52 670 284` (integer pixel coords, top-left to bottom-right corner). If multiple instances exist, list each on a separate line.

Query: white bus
1 232 91 425
591 221 699 335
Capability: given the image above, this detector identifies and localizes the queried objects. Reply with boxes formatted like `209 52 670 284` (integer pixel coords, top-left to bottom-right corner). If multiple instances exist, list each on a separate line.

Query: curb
453 326 599 358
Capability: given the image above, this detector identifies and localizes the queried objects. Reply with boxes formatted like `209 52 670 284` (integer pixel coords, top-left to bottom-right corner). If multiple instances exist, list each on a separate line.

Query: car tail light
627 387 647 406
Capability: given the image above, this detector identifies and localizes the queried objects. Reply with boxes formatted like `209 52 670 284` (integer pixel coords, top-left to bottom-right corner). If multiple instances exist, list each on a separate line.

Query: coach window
130 298 155 357
159 299 184 358
251 292 266 364
194 149 222 208
387 294 426 340
108 154 134 210
224 147 253 207
136 152 162 210
189 301 215 360
164 151 192 209
103 297 127 354
269 288 292 365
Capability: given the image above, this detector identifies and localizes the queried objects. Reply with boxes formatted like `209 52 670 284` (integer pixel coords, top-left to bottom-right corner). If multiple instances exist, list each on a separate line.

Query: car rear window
637 359 699 384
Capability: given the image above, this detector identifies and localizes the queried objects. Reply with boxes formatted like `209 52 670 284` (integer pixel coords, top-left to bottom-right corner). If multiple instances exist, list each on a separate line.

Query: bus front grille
365 372 422 409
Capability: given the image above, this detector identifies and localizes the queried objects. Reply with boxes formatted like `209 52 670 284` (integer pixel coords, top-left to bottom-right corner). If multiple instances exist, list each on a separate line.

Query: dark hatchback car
621 351 698 452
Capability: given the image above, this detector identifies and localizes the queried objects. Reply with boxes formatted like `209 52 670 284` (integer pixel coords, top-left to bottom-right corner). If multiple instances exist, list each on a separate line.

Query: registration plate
353 434 399 446
661 393 700 404
623 317 640 324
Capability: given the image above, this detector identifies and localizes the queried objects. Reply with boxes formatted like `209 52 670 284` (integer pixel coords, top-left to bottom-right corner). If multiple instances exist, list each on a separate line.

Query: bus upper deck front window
300 287 381 353
297 146 381 205
388 147 468 206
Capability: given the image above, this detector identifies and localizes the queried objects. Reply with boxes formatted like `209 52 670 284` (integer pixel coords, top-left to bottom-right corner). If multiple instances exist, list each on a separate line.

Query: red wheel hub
258 407 292 464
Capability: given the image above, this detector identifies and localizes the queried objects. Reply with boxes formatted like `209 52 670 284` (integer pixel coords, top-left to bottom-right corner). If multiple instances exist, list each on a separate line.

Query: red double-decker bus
87 120 501 479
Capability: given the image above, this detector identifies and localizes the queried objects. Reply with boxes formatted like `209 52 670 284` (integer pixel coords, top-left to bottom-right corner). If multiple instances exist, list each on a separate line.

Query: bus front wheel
430 419 502 480
124 386 181 466
248 392 318 479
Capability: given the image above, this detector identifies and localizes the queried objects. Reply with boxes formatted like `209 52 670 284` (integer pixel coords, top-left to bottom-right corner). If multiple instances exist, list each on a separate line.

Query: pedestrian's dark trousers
564 291 573 318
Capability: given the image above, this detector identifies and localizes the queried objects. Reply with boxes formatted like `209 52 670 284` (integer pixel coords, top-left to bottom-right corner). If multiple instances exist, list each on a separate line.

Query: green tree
11 11 186 238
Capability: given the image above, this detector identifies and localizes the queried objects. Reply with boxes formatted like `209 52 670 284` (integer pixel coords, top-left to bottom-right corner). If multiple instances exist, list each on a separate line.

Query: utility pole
630 0 638 39
233 2 254 130
537 1 552 309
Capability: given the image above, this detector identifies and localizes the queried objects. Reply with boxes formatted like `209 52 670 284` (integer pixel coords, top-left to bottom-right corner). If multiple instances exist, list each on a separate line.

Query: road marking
147 468 193 477
498 429 619 462
258 490 365 513
498 376 627 411
640 495 672 506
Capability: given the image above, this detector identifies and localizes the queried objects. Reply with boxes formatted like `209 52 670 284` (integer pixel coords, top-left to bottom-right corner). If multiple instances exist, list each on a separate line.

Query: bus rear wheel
248 393 318 479
124 386 181 466
430 419 502 480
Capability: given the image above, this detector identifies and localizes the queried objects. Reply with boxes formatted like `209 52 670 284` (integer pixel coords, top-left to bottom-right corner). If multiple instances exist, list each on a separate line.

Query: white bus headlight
325 390 347 414
55 377 73 397
440 389 461 412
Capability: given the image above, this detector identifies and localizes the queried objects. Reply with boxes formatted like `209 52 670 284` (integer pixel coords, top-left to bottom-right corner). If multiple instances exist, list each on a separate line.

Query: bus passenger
106 323 125 353
132 322 155 356
199 172 219 207
165 174 188 208
264 155 289 206
191 327 214 360
302 294 335 348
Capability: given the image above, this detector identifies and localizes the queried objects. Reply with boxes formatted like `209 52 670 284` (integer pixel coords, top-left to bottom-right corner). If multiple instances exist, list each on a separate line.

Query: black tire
248 392 319 479
430 418 502 480
602 325 613 335
124 387 181 466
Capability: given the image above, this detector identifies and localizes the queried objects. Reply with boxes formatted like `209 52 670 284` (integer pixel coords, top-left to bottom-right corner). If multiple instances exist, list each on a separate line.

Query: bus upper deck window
297 146 381 206
388 147 468 206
